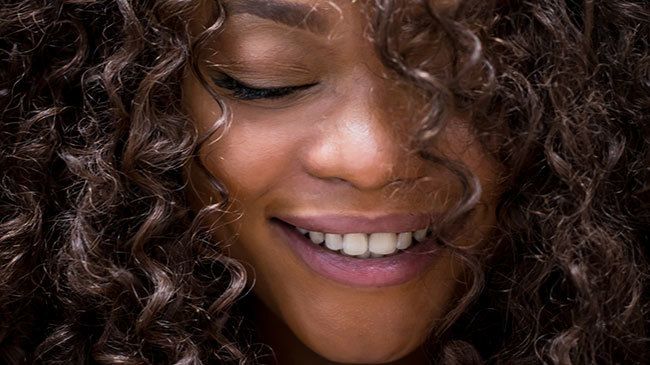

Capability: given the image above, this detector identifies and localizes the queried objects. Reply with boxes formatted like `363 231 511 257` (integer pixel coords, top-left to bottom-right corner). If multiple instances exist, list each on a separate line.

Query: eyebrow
224 0 330 34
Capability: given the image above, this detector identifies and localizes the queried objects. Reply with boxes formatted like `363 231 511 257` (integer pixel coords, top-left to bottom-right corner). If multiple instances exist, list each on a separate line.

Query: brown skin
183 1 502 363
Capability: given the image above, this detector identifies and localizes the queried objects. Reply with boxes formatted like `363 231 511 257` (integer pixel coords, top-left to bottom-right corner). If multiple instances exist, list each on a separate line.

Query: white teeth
396 232 412 250
324 233 343 250
342 233 368 256
309 231 324 244
368 233 397 255
296 225 429 258
356 251 371 259
413 228 427 242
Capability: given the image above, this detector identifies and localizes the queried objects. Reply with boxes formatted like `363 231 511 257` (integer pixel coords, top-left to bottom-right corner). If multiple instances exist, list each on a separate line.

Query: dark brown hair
1 0 648 364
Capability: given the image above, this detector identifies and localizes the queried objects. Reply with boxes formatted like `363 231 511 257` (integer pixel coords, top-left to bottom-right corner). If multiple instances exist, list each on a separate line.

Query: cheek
201 125 289 197
192 118 296 258
189 114 302 207
182 72 300 202
438 117 504 201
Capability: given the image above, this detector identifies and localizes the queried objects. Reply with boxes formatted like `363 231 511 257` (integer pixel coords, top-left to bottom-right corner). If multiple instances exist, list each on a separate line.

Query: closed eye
212 73 318 101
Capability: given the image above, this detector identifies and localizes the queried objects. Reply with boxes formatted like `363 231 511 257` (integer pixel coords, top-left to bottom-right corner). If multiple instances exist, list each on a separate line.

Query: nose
301 85 418 191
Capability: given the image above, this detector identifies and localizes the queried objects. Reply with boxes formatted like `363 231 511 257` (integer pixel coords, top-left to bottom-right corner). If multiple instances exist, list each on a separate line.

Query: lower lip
271 219 443 287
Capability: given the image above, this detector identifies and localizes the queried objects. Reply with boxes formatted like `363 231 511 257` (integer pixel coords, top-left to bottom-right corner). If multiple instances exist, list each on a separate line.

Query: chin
319 349 407 364
301 329 423 364
318 347 414 364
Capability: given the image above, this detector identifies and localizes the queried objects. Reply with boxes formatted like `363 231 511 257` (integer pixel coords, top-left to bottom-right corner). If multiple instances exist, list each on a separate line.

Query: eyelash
212 73 317 101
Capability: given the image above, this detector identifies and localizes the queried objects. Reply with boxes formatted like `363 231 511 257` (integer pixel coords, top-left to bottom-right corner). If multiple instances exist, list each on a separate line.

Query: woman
0 0 647 363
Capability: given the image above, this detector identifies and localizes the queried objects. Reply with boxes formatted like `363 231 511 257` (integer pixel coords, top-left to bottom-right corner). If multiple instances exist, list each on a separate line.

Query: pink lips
270 214 443 288
275 213 435 234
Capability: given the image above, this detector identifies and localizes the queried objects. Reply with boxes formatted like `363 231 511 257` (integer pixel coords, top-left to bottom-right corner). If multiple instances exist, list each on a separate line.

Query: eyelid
212 72 262 90
213 71 315 90
211 72 319 101
207 58 316 86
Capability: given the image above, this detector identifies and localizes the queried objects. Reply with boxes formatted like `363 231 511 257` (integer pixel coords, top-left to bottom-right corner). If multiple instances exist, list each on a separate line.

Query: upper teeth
296 227 429 258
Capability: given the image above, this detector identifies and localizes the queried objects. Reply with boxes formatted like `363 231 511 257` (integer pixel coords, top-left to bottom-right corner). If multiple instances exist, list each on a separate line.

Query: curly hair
1 0 648 364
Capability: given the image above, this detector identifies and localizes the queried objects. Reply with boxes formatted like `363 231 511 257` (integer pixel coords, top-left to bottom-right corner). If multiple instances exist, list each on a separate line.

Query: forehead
218 0 377 37
224 0 336 34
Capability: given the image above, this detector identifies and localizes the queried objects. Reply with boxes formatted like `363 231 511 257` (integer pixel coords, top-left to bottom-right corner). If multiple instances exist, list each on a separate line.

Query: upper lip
274 212 435 234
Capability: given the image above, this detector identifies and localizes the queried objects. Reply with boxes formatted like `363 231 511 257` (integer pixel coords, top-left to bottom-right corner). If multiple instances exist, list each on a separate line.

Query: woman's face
183 0 501 362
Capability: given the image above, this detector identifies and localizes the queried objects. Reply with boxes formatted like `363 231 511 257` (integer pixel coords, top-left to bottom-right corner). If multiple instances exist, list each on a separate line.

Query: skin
182 0 502 363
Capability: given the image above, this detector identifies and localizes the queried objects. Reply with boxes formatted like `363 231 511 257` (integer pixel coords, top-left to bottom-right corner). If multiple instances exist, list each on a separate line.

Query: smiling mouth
273 218 432 259
270 211 440 261
273 218 433 259
271 216 443 287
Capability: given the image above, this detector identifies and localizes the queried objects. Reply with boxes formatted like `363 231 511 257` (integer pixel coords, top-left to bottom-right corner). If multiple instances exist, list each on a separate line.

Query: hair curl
1 0 648 364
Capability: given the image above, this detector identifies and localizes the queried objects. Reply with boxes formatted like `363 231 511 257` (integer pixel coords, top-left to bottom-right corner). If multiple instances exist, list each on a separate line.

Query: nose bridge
303 84 409 190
